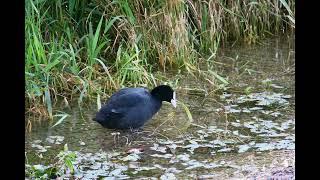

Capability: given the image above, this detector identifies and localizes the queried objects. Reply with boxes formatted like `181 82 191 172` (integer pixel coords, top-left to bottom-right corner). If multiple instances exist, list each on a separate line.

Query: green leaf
51 114 69 128
208 70 229 85
97 93 101 110
287 15 295 26
92 16 104 54
178 101 193 123
44 58 61 72
104 16 122 34
64 143 68 151
279 0 293 16
44 88 52 119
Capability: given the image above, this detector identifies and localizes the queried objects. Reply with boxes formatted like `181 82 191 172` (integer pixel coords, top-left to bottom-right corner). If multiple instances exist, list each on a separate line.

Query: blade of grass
97 93 101 110
96 58 118 88
92 16 104 57
279 0 293 16
178 100 193 123
51 114 70 128
44 87 53 119
104 16 122 34
208 70 229 85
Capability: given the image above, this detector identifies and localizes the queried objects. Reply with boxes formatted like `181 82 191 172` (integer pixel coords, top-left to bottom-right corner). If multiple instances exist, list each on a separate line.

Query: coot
93 85 176 129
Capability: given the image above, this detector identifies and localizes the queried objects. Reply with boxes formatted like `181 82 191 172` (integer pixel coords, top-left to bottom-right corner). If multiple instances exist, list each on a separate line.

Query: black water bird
93 85 177 129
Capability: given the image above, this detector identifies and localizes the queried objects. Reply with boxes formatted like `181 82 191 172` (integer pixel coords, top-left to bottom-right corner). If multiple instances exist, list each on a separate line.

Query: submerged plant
55 144 77 175
25 144 76 179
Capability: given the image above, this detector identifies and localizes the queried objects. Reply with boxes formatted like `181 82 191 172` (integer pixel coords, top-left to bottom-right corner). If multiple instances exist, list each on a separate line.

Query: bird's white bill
171 91 177 108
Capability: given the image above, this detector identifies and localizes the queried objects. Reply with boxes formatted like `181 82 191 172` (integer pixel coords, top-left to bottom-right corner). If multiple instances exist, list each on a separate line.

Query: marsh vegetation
25 0 295 179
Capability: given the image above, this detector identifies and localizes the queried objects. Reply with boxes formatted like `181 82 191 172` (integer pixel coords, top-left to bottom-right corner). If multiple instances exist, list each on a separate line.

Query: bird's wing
101 90 149 118
109 91 149 109
106 88 148 103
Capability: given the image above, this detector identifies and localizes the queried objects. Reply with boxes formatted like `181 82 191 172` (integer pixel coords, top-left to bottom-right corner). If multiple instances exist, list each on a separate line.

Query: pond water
25 36 295 179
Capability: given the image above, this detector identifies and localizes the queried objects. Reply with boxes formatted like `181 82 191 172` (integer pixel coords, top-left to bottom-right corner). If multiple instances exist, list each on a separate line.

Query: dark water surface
26 36 295 179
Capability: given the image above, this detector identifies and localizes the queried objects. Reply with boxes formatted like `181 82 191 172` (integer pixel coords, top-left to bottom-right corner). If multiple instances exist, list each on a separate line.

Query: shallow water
25 36 295 179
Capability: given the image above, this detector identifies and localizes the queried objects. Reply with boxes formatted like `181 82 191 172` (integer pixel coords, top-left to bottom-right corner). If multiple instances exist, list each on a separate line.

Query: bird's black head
151 85 177 107
92 110 109 128
92 112 103 123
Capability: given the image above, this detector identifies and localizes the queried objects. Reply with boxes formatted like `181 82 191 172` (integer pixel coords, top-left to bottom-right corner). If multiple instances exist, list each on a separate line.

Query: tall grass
25 0 295 118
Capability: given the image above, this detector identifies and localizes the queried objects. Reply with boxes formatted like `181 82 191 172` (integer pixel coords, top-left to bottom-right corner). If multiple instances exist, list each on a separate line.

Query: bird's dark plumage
93 85 176 129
